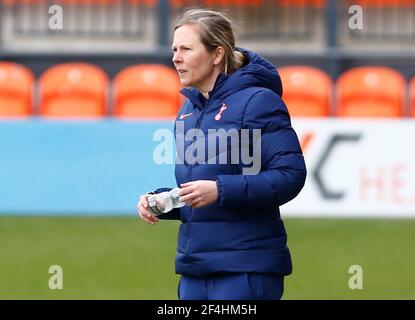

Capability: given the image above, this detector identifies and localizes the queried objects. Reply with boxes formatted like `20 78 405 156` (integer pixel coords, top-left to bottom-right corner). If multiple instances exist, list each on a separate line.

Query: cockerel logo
215 103 228 121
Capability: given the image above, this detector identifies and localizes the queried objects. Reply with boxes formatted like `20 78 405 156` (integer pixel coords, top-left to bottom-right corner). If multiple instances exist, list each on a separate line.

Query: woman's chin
180 79 191 87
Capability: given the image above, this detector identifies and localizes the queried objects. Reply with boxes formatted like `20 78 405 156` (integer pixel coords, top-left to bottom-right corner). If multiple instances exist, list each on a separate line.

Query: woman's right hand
137 194 159 225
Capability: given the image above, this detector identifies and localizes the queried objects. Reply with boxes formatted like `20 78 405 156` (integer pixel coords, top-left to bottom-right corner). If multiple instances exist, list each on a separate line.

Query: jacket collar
180 73 228 109
179 48 282 109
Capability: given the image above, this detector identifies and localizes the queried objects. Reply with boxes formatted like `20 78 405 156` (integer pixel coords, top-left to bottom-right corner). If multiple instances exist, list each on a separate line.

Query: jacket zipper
186 101 210 253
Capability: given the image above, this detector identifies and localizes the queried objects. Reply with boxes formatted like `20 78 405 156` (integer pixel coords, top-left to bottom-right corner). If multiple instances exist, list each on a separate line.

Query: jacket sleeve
216 89 307 209
155 118 181 221
153 187 181 220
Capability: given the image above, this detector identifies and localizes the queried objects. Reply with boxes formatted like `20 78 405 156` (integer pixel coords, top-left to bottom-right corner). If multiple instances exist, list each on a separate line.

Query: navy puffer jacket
158 48 306 278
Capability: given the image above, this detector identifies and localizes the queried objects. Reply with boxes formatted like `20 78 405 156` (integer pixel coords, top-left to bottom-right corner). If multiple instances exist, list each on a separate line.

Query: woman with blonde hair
138 9 306 300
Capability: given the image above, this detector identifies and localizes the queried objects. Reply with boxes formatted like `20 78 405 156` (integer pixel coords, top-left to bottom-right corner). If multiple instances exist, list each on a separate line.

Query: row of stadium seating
2 0 414 7
1 61 415 118
0 0 324 7
280 66 412 117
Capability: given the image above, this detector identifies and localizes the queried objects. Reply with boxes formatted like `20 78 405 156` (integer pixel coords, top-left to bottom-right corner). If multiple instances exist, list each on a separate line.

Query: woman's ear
213 46 225 66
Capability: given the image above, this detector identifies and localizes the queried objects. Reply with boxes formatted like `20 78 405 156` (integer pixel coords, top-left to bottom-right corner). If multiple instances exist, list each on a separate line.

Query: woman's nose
172 52 182 64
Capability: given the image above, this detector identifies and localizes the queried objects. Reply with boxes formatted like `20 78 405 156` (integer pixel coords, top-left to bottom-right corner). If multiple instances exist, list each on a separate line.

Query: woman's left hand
178 180 218 208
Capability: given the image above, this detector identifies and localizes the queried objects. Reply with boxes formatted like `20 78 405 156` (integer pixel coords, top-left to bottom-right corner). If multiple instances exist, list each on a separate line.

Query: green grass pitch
0 216 414 299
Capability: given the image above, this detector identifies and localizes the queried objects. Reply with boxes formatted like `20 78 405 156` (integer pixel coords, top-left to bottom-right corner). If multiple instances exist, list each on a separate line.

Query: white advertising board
282 119 415 217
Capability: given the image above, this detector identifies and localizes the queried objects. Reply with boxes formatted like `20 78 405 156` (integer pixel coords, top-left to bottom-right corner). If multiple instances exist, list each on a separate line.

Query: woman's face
172 24 222 92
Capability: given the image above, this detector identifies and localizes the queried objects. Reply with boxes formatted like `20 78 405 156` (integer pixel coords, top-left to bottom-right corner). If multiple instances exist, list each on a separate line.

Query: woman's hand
178 180 218 208
136 194 159 225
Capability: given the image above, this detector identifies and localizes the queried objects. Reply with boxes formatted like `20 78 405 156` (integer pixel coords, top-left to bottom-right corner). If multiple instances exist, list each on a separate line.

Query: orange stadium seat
3 0 155 5
0 62 34 118
0 0 41 4
278 0 326 8
113 64 181 119
279 66 332 117
57 0 120 4
170 0 195 7
3 0 65 4
410 75 415 117
2 0 135 5
1 0 127 7
128 0 156 5
336 66 406 118
171 0 262 7
0 0 13 5
351 0 414 7
39 63 108 118
203 0 262 6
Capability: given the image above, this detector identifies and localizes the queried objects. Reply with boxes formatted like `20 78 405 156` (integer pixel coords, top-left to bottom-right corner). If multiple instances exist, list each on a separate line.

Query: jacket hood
181 48 282 107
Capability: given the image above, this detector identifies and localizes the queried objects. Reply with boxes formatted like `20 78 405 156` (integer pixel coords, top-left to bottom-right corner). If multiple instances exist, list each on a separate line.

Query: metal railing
7 0 153 38
170 0 324 40
0 1 414 56
0 0 326 46
342 0 415 41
